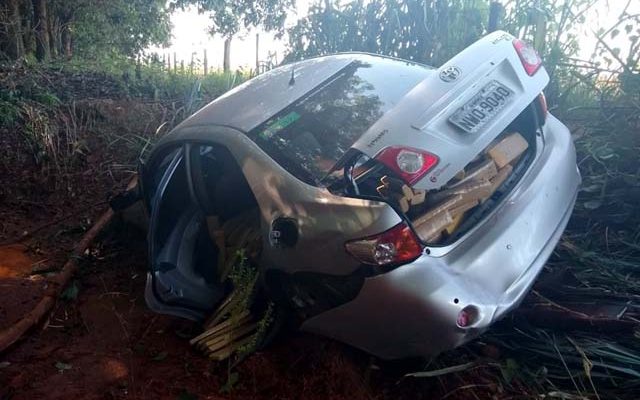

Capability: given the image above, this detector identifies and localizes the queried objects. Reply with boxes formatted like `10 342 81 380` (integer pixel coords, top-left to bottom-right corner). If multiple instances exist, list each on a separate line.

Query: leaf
61 281 79 301
597 148 616 160
499 358 519 384
405 361 475 378
152 351 168 361
626 24 633 34
611 29 619 39
580 184 601 193
219 372 240 394
583 200 602 210
55 362 72 372
567 337 593 379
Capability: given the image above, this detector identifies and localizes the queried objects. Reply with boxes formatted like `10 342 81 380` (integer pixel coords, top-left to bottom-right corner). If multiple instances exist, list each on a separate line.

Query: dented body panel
302 115 580 358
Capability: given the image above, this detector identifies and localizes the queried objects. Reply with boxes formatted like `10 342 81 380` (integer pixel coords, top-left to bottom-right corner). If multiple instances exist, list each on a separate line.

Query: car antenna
289 66 295 86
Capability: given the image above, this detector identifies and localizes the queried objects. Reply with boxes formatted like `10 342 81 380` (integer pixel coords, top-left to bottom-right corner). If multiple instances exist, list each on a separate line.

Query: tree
171 0 295 71
0 0 171 62
500 0 601 104
284 0 605 106
54 0 172 61
32 0 50 61
5 0 26 60
285 0 487 66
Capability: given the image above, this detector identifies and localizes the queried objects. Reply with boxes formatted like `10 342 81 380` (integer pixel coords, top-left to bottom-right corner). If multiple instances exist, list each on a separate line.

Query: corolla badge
439 66 461 82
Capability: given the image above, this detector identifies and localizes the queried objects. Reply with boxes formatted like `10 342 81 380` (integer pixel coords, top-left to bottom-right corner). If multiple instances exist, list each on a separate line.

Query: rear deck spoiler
352 31 549 190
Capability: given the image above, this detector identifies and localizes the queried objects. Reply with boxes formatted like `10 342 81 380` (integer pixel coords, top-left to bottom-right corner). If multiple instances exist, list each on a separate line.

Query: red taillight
375 146 438 185
345 222 423 266
512 39 542 76
538 92 548 120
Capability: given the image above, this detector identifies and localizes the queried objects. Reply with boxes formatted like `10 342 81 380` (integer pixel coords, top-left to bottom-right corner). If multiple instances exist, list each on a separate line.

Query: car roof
175 53 431 133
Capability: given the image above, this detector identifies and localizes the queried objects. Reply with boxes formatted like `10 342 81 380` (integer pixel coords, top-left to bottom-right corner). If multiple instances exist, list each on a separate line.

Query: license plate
449 81 514 133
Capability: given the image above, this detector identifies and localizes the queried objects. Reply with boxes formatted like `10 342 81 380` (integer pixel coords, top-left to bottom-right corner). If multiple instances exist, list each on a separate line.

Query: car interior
146 143 260 316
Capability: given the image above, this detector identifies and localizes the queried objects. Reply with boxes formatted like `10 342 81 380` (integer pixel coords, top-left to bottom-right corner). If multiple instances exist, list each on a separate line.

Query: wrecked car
139 31 580 359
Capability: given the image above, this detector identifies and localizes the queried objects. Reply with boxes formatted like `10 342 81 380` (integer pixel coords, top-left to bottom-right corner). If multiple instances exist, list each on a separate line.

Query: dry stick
0 207 115 353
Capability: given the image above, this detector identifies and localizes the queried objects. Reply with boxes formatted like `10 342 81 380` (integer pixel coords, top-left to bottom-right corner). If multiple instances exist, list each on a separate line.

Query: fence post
204 49 208 75
135 56 141 79
255 33 260 74
533 2 547 53
488 2 504 33
223 37 231 72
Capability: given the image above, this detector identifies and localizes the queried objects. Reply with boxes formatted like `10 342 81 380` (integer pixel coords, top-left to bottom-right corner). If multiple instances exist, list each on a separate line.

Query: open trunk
330 99 544 245
325 32 550 245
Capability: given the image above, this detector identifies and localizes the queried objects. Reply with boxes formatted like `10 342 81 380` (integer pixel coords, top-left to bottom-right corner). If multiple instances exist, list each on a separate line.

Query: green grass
0 60 249 176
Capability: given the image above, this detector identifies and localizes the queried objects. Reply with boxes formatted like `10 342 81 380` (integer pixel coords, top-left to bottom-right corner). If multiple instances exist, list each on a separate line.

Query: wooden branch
0 177 136 353
0 208 114 353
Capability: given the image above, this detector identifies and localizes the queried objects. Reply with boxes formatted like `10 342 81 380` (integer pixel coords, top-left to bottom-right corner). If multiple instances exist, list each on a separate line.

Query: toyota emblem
439 66 461 82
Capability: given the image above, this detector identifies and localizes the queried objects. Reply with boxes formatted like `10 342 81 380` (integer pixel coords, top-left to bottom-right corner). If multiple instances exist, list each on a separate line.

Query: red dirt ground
0 125 492 400
0 223 457 400
0 145 451 400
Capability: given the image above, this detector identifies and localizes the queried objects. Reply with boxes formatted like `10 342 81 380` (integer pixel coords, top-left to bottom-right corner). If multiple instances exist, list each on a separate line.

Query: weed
33 90 60 107
0 99 20 127
61 281 80 301
219 371 239 394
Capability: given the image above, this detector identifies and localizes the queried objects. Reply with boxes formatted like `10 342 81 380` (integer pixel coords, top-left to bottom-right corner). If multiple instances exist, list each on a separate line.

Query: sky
150 1 311 70
150 1 638 71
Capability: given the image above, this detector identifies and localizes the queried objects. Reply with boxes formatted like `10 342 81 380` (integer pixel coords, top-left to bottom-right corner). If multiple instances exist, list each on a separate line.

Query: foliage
284 0 635 107
227 250 260 316
286 0 489 65
59 0 172 60
0 0 171 62
0 60 248 178
171 0 295 38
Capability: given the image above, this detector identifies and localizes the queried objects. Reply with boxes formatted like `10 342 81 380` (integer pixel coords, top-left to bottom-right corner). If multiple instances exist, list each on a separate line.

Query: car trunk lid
351 31 549 191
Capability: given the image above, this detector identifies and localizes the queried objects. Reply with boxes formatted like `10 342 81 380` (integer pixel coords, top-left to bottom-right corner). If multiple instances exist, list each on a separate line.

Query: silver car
140 31 580 359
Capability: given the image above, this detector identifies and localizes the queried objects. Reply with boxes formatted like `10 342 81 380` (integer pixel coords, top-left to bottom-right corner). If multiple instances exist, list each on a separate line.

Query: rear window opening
247 58 432 186
331 100 542 246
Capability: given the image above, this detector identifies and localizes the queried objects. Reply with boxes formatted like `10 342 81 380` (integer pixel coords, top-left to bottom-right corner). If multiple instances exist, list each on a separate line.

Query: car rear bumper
301 114 581 359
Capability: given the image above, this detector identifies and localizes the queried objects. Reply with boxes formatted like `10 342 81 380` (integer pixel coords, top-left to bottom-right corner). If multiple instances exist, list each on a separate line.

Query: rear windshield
248 58 431 186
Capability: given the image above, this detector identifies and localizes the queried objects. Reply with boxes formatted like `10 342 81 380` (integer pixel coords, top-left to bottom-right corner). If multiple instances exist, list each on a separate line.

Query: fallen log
0 208 114 353
0 177 137 353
